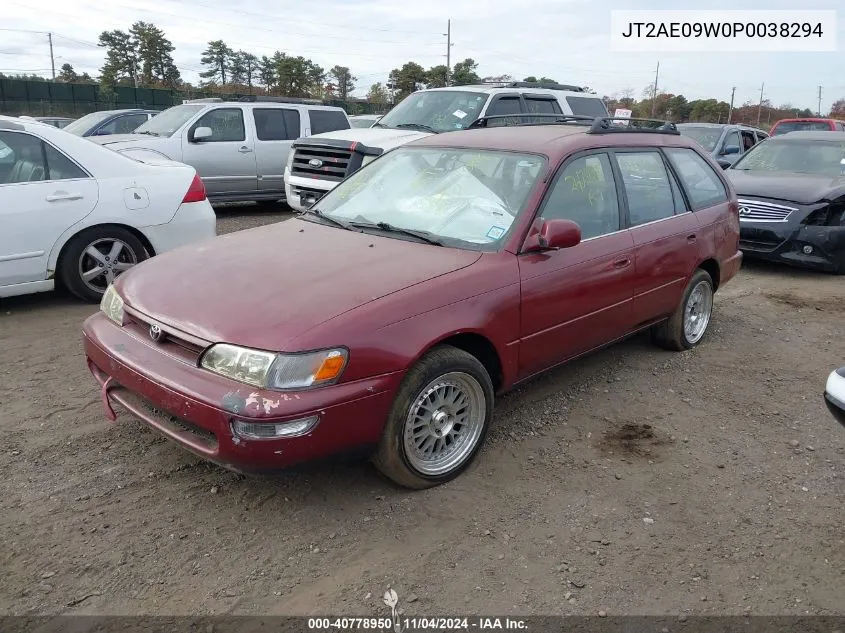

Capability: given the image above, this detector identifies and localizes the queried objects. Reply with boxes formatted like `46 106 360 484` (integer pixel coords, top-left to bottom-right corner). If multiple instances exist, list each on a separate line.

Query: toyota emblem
149 324 164 342
308 158 323 168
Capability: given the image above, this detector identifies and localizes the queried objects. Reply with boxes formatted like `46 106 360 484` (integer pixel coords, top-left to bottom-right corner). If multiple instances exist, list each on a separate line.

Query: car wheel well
698 258 720 291
56 223 155 281
431 333 503 393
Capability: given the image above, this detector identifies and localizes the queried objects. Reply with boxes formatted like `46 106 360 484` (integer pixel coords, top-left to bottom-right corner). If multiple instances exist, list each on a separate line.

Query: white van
284 82 608 211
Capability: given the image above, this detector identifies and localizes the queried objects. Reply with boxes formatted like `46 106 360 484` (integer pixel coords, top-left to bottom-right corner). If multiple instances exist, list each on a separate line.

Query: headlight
285 149 296 170
100 285 125 325
360 154 378 168
200 344 348 390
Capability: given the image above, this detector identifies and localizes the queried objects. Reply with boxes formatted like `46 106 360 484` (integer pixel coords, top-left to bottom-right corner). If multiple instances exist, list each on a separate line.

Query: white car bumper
140 199 217 254
284 168 338 212
824 366 845 427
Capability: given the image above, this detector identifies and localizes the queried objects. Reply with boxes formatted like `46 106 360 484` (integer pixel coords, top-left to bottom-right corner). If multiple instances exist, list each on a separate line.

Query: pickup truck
90 99 350 204
283 81 609 211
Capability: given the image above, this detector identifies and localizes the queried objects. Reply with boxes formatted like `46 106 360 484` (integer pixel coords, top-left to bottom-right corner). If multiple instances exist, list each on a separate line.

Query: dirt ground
1 205 843 618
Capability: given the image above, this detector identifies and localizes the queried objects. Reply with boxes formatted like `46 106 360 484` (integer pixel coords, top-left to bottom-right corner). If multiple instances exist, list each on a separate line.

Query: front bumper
284 169 337 212
82 312 402 472
824 367 845 427
739 220 845 273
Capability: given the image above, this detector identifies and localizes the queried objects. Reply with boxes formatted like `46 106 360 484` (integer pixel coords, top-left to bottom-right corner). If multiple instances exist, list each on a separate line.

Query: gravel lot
1 205 843 617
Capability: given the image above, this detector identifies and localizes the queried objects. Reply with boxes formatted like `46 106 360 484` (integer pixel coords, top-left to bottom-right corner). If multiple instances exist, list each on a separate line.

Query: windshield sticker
453 109 468 119
486 226 506 240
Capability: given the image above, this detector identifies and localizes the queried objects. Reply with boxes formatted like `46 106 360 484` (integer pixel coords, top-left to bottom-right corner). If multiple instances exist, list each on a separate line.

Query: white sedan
825 367 845 427
0 116 216 302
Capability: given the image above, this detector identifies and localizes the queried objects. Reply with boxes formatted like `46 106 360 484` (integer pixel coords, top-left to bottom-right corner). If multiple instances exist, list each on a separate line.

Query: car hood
726 169 845 204
116 219 481 350
88 134 166 148
304 127 431 151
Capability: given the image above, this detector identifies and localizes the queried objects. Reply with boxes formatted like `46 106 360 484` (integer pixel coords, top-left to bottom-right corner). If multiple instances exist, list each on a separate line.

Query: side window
253 108 289 141
114 114 149 134
193 108 245 142
615 151 676 226
485 96 522 127
755 131 769 142
283 110 301 138
740 130 756 152
723 130 741 154
541 153 620 240
308 110 350 135
565 96 609 117
0 131 46 183
44 143 87 180
664 148 728 210
524 97 562 115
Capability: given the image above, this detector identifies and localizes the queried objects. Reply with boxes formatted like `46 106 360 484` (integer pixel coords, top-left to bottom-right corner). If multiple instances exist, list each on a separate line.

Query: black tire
652 269 714 352
58 226 148 303
372 346 494 489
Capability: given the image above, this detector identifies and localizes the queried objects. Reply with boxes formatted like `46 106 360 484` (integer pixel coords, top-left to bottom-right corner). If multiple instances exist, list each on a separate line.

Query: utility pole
650 61 660 117
755 82 764 125
47 32 55 80
817 85 823 116
444 19 452 86
727 86 736 123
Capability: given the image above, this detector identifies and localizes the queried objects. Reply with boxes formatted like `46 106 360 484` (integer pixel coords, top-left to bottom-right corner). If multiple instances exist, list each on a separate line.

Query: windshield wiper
302 208 358 232
350 221 443 246
134 130 160 136
394 123 438 134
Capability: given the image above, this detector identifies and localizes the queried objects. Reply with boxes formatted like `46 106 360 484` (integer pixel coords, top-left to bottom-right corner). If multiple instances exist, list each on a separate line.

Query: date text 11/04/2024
620 21 824 38
307 617 528 630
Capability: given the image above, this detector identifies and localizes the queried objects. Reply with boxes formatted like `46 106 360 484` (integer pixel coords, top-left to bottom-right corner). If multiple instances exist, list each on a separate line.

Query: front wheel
653 269 714 351
373 346 494 489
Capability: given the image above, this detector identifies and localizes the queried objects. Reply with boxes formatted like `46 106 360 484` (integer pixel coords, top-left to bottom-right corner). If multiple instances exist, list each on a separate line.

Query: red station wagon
83 116 743 489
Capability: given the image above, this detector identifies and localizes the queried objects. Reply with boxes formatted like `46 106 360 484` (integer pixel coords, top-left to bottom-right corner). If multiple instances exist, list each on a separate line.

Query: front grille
737 198 797 222
290 145 353 181
124 312 205 363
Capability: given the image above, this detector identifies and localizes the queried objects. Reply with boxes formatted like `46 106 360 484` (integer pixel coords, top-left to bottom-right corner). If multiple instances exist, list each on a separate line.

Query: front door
0 131 97 287
518 151 635 378
181 107 257 196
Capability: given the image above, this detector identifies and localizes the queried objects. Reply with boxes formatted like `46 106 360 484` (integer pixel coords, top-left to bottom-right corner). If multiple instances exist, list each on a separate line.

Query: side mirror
526 219 582 252
722 145 740 155
717 159 732 170
192 126 212 142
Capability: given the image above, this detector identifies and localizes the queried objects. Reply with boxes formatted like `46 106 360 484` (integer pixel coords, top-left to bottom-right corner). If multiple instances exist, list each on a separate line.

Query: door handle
612 257 631 268
687 234 697 242
238 146 253 153
46 193 83 202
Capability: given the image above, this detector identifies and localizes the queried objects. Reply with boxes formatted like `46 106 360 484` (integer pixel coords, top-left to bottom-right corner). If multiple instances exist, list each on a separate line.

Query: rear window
565 96 609 117
309 110 350 135
771 121 833 135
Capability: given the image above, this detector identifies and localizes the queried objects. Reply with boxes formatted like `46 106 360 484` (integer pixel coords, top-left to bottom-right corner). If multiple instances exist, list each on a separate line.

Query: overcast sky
2 0 843 111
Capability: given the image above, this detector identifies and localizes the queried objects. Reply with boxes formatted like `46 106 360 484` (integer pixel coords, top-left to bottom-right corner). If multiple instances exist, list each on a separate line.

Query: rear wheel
373 346 494 489
652 269 714 351
58 226 148 302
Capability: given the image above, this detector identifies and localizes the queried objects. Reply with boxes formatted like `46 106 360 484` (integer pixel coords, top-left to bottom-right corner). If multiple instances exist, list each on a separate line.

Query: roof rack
236 95 323 104
506 81 585 92
587 117 679 135
182 98 224 103
467 113 595 129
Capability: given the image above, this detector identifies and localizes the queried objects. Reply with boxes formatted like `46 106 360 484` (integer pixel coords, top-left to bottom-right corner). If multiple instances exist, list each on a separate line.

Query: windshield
678 126 723 152
311 147 545 248
732 139 845 175
133 104 204 137
377 91 488 133
772 121 832 135
63 111 115 135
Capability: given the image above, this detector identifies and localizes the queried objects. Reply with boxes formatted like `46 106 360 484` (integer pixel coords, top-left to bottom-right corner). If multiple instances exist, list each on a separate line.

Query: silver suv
90 98 350 204
284 82 609 211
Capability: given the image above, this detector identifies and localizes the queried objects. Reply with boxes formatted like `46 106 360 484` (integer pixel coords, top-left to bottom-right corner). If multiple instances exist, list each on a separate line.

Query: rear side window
98 113 149 135
524 97 562 115
615 151 676 226
43 143 87 180
253 108 295 141
664 148 728 210
308 110 350 135
565 96 609 117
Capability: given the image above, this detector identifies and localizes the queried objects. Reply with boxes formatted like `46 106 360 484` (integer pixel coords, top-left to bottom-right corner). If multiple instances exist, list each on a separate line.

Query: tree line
2 19 843 118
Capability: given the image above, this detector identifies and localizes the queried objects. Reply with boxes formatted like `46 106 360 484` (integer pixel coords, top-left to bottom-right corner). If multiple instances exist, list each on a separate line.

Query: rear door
0 131 97 287
252 107 301 194
181 106 257 196
614 149 701 326
518 151 635 377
